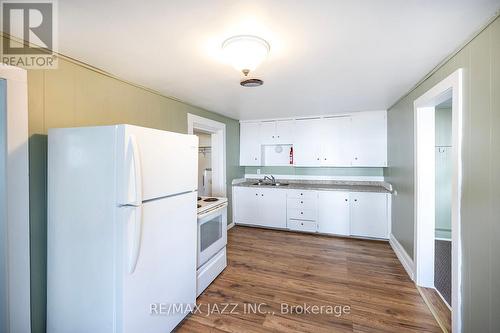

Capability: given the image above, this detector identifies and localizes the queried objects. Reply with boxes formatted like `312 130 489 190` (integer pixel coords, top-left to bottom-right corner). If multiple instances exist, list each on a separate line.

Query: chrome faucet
263 175 276 185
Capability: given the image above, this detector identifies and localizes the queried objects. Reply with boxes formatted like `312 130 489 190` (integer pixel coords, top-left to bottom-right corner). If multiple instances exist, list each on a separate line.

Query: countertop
233 179 392 194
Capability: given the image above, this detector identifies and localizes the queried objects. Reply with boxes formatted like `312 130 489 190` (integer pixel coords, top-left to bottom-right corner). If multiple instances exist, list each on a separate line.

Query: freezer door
117 125 198 204
120 191 197 333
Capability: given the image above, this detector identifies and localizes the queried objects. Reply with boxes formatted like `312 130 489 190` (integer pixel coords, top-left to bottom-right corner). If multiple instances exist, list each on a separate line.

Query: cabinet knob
261 194 264 196
255 193 258 196
300 212 303 215
254 157 257 160
317 158 320 160
301 223 304 226
300 193 303 195
354 157 358 160
354 199 358 202
324 158 327 161
272 135 275 138
300 201 303 204
345 199 348 202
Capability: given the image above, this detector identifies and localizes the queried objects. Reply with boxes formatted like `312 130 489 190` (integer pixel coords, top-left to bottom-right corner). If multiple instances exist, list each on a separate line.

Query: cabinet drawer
287 208 317 221
287 189 317 199
287 198 317 210
288 219 317 233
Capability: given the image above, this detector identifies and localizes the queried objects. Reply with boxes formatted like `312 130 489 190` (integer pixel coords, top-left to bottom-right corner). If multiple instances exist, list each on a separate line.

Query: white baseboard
389 233 415 281
227 222 235 230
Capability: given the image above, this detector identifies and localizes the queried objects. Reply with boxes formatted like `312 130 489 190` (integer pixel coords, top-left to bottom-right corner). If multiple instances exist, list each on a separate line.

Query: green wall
244 166 384 177
387 16 500 331
24 51 243 332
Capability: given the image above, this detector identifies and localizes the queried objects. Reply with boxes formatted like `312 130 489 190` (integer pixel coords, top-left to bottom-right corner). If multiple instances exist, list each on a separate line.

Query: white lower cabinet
349 192 388 239
317 191 350 236
233 187 286 228
234 186 389 239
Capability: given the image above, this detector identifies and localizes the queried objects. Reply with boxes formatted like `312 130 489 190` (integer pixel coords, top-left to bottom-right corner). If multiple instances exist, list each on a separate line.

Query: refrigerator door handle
129 134 143 206
128 205 143 274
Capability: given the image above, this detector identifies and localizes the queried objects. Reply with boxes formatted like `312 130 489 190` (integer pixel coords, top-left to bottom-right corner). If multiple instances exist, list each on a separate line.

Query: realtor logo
1 0 57 68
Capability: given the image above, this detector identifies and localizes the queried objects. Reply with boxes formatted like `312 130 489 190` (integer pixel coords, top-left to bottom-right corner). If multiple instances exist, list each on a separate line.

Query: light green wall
244 166 384 177
435 106 452 239
24 52 243 332
387 16 500 331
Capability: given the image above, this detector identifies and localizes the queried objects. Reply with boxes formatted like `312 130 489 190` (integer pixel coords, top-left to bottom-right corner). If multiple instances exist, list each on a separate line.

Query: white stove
197 196 228 215
196 195 228 297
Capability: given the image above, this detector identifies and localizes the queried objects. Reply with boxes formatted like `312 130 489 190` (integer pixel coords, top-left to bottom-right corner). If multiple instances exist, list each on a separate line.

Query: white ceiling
56 0 499 120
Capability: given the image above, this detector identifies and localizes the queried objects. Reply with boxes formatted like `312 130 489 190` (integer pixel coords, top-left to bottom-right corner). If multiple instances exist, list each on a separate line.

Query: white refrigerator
47 124 198 333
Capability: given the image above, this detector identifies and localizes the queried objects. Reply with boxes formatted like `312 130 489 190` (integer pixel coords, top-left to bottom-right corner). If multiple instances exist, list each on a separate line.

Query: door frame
413 68 463 332
0 65 31 333
187 114 226 197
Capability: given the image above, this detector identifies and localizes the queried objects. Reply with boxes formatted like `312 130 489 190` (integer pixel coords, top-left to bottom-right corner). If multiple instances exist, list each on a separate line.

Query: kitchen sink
251 182 289 187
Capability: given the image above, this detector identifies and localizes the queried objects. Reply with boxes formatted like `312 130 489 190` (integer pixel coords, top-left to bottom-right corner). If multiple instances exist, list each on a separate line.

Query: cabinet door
240 122 262 166
350 192 388 239
293 119 322 166
321 117 352 166
351 111 387 167
318 191 350 235
233 187 260 225
259 188 287 228
260 121 276 145
275 120 295 144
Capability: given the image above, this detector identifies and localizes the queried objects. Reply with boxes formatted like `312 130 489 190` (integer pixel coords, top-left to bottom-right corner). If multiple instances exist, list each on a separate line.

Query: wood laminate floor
176 226 441 333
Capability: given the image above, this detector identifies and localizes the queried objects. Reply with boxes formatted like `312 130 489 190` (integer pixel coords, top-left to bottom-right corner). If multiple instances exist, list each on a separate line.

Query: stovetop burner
197 197 201 201
197 204 201 208
203 198 219 202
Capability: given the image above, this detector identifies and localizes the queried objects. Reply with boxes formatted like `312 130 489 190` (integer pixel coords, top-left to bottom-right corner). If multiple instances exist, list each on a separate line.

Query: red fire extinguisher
289 147 294 165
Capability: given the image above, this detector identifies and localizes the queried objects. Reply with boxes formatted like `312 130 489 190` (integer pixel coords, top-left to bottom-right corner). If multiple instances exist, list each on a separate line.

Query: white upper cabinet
260 120 294 145
239 110 387 167
350 111 387 167
293 118 322 166
239 122 261 166
321 117 352 166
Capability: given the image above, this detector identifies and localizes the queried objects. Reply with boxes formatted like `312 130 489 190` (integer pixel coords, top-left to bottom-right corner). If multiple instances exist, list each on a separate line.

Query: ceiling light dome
222 35 270 76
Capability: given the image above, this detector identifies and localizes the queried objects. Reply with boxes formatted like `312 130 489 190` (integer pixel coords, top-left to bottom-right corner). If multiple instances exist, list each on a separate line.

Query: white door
318 191 350 235
259 188 287 228
233 187 259 224
294 119 322 166
275 120 295 144
350 111 387 167
321 117 352 166
350 192 388 239
260 121 276 145
240 122 261 166
117 125 198 203
122 191 197 333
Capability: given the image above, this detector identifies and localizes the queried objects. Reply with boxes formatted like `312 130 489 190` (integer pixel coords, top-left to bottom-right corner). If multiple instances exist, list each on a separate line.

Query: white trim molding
413 68 463 333
0 64 31 333
227 222 235 230
187 114 227 197
389 234 415 281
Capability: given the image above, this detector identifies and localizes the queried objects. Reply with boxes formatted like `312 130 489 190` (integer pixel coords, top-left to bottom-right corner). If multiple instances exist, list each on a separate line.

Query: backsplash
244 166 384 177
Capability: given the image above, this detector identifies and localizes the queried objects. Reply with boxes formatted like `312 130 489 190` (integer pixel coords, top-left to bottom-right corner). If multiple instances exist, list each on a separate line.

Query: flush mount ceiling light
222 35 270 86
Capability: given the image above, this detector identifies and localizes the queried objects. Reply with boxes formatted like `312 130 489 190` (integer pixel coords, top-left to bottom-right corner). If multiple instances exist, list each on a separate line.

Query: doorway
187 114 226 198
414 69 463 332
194 130 213 196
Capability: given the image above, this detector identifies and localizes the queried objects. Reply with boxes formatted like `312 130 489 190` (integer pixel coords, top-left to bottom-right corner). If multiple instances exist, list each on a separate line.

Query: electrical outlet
257 168 261 174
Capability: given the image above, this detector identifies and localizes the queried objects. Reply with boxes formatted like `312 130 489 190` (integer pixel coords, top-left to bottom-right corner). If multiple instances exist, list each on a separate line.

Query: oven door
197 203 227 268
